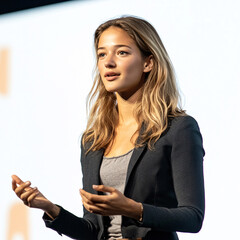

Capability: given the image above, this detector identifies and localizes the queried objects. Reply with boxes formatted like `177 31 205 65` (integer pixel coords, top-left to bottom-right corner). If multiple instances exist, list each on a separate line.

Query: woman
12 16 205 240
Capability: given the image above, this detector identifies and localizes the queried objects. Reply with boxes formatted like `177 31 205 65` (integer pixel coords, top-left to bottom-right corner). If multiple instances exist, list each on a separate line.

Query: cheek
124 60 144 80
97 60 106 75
97 62 102 74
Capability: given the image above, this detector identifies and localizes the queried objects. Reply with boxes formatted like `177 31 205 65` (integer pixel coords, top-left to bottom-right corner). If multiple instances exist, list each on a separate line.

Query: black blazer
43 115 205 240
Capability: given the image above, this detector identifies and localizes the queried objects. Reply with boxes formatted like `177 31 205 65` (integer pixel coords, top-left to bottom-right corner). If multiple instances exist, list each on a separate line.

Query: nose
104 53 116 68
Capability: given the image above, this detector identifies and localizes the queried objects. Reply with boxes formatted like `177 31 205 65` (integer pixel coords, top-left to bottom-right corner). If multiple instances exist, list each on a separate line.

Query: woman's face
97 27 151 96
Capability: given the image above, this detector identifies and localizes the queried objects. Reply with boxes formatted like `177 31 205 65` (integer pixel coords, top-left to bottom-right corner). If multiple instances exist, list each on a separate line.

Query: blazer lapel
125 144 147 189
87 148 104 187
85 149 105 237
125 123 147 189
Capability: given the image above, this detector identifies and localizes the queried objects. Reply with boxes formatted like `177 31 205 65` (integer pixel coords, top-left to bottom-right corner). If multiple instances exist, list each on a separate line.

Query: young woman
12 16 205 240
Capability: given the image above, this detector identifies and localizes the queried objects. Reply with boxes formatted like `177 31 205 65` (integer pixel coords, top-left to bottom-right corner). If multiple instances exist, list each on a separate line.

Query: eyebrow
97 44 132 51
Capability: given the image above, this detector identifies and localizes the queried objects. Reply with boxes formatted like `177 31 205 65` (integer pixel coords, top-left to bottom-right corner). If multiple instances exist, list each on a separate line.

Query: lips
104 72 120 81
104 72 120 77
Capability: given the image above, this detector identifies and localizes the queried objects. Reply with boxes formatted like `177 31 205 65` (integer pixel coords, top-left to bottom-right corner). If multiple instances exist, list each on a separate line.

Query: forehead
98 26 136 49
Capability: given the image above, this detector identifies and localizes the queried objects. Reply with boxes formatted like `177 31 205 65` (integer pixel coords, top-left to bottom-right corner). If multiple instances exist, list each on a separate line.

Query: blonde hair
83 16 185 152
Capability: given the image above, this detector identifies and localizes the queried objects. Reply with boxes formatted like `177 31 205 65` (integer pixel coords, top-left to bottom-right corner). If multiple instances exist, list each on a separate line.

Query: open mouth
104 72 120 77
106 74 119 77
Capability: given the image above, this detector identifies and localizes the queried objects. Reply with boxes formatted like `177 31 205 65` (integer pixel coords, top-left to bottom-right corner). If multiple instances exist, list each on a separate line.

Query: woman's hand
11 175 60 219
80 185 142 220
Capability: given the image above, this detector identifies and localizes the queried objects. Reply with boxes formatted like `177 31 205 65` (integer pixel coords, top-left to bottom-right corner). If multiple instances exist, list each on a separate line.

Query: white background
0 0 240 239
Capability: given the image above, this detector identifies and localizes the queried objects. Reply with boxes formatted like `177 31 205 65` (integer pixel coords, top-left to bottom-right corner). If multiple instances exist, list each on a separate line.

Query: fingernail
92 185 98 188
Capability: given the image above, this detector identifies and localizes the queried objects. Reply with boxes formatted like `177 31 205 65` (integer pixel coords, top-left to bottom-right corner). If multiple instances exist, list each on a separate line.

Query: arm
139 116 205 233
42 205 98 240
11 173 99 240
11 174 61 218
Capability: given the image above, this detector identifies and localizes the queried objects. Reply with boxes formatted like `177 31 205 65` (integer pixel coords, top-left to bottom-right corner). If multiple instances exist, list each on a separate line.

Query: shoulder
166 115 205 159
169 115 200 133
168 115 204 152
166 115 203 144
80 133 93 153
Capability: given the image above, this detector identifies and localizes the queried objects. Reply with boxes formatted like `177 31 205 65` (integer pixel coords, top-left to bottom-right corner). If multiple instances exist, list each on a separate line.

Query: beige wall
0 49 9 95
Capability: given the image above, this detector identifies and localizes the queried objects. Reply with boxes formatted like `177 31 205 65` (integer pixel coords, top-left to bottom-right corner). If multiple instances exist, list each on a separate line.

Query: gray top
100 148 134 240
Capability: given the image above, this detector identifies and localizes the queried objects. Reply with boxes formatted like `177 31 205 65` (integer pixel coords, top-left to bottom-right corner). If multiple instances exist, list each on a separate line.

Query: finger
80 189 107 203
82 199 104 214
12 179 17 191
80 191 88 202
81 192 95 205
20 187 37 202
11 175 24 185
86 203 113 215
27 191 39 207
11 175 22 191
88 205 104 214
12 175 32 191
92 185 115 194
80 189 103 203
81 195 93 213
81 194 106 210
80 189 94 203
14 181 31 197
80 192 114 215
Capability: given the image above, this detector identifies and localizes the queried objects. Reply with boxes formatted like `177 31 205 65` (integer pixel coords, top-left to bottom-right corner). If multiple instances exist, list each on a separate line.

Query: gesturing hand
11 175 60 219
80 185 142 220
12 175 49 209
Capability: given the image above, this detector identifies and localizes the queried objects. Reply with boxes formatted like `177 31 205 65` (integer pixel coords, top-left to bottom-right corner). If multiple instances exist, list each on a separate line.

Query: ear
143 55 153 73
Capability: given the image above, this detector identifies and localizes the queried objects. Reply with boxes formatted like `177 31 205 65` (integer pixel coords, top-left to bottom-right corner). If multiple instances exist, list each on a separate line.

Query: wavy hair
82 16 185 152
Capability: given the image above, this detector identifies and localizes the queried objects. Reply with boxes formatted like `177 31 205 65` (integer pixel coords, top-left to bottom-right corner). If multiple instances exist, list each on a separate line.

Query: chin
103 86 115 92
104 84 122 93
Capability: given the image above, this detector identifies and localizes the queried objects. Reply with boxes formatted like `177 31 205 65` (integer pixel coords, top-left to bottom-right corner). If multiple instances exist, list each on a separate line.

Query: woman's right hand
11 174 60 219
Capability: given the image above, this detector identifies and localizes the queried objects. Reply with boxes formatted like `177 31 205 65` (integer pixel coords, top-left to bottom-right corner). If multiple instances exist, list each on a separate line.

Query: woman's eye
98 53 105 58
118 51 128 56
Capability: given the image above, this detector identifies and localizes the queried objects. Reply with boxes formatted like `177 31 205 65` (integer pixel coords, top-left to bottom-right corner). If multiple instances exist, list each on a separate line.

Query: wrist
138 202 143 222
124 198 143 221
44 203 60 220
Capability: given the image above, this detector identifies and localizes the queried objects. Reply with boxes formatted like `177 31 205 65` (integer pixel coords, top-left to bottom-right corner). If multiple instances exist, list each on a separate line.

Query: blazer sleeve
139 116 205 233
42 139 99 240
42 205 98 240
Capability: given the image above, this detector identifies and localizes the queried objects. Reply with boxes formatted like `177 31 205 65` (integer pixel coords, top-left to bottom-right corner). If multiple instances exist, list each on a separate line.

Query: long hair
82 16 185 152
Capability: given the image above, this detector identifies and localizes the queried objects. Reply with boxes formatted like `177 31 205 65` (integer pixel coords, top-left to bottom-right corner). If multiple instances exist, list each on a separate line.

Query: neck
116 87 142 126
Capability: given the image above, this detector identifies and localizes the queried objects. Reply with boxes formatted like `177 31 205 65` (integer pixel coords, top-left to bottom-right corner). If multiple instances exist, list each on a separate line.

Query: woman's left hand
80 185 141 220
